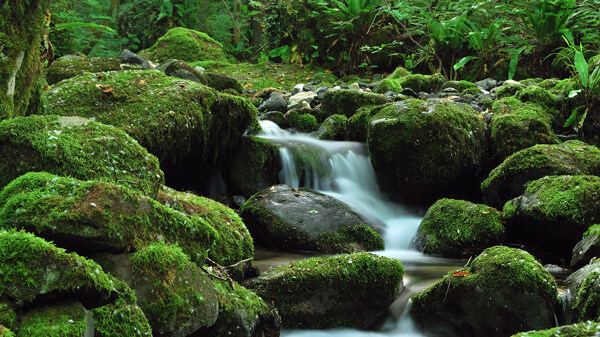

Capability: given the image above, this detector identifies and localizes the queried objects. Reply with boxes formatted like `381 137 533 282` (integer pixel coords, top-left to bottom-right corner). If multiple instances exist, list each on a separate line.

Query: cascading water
258 120 440 337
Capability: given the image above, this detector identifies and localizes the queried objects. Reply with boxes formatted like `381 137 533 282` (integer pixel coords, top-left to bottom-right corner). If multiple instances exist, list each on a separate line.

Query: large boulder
319 89 386 121
0 172 216 264
204 280 281 337
0 0 49 119
239 184 384 253
16 300 94 337
245 253 404 329
489 98 559 162
44 70 258 169
0 114 163 194
45 55 121 85
95 243 219 337
411 198 505 258
315 114 348 140
0 229 152 337
503 175 600 258
139 27 228 63
411 246 557 337
566 258 600 322
482 140 600 208
367 99 486 204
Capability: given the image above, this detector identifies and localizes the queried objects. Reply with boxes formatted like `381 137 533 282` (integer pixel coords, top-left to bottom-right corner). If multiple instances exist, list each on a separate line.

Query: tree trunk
232 0 242 45
0 0 50 120
250 0 264 49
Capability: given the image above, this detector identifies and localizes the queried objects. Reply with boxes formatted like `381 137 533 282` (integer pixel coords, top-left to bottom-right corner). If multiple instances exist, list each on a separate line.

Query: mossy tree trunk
0 0 49 120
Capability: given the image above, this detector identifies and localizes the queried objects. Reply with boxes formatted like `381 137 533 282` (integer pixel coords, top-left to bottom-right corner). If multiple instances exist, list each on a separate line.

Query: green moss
316 225 384 252
316 114 348 140
538 78 560 90
0 327 14 337
90 292 152 337
45 56 121 85
0 172 216 264
347 105 385 142
461 86 482 96
413 199 505 258
44 70 259 166
480 98 493 110
516 86 560 110
320 89 386 120
395 74 446 93
374 78 403 94
457 80 476 92
156 186 254 266
140 27 227 63
246 253 403 328
583 224 600 239
0 114 164 194
17 300 89 337
512 321 600 337
288 110 319 132
0 303 16 330
495 83 525 98
226 136 279 197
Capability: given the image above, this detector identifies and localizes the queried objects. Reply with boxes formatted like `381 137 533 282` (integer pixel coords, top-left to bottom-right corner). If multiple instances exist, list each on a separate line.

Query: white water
258 121 428 337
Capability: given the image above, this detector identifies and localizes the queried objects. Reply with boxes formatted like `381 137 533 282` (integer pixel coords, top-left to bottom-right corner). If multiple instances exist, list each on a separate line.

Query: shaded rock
204 72 244 93
475 78 497 91
411 246 557 337
139 27 227 63
411 199 505 258
0 172 216 264
0 229 152 337
320 89 386 121
482 140 600 208
503 175 600 259
204 280 281 337
566 258 600 322
17 300 94 337
572 225 600 269
0 115 163 194
170 69 202 82
367 100 486 205
119 49 145 65
259 111 289 128
44 70 258 167
258 93 287 113
245 253 404 329
239 185 384 253
45 55 120 85
315 114 348 140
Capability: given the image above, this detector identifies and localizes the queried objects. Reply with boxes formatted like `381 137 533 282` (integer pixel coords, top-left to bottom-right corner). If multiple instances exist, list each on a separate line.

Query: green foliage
517 0 580 47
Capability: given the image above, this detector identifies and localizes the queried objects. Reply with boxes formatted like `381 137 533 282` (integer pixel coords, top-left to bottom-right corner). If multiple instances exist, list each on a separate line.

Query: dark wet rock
475 78 497 91
572 225 600 269
171 68 202 82
119 49 145 64
258 93 287 113
245 253 404 329
411 246 557 337
239 184 384 253
566 258 600 322
400 87 418 98
203 72 244 93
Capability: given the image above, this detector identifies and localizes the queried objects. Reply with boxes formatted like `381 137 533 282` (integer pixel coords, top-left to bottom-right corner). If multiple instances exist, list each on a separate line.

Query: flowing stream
256 121 463 337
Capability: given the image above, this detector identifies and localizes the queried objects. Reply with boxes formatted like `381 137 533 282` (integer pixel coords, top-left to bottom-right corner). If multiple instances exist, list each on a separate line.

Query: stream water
256 121 465 337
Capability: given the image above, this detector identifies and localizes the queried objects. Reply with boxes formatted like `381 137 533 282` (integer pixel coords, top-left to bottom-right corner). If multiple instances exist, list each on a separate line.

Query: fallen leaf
179 84 185 88
137 79 145 85
103 87 114 93
325 69 332 74
481 211 489 214
95 84 102 88
42 85 50 91
451 271 471 277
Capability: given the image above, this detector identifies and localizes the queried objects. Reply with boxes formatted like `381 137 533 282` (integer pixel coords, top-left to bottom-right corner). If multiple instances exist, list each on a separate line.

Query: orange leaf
325 69 332 74
42 85 49 91
95 84 102 88
451 271 471 277
103 87 114 93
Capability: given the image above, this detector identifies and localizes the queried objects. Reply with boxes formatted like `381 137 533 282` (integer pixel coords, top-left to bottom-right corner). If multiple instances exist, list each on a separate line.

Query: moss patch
287 110 319 132
315 114 348 140
16 300 91 337
45 55 120 85
140 27 227 63
320 89 386 120
512 321 600 337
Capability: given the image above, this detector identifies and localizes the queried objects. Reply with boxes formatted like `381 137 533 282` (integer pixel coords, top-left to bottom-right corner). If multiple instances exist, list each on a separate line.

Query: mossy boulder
512 321 600 336
287 110 319 132
140 27 228 63
565 258 600 322
503 175 600 258
239 184 384 253
347 104 386 142
315 114 348 140
156 186 253 268
319 89 386 121
45 55 121 85
16 300 94 337
495 82 526 99
373 78 403 94
44 70 258 167
0 302 16 330
482 141 600 208
95 243 219 337
204 280 281 337
396 74 447 93
0 0 49 119
490 98 560 162
516 86 560 110
411 199 505 258
367 100 486 204
411 246 557 337
0 327 13 337
0 114 163 194
0 229 152 336
156 59 243 93
0 172 216 264
571 224 600 269
244 253 404 329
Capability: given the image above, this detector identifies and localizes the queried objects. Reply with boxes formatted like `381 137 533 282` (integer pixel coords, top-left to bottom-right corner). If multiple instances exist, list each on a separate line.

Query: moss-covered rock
156 186 253 268
347 104 386 142
516 86 560 109
0 172 216 264
0 114 163 194
204 280 281 337
0 302 16 331
239 185 384 253
155 59 244 93
482 141 600 207
571 224 600 269
45 55 121 85
512 321 600 337
0 229 152 336
367 99 486 204
411 199 505 258
315 114 348 140
225 136 280 198
490 98 560 162
16 300 94 337
503 175 600 258
373 78 403 94
44 70 258 167
245 253 404 329
495 82 526 99
140 27 228 63
0 0 49 120
396 74 447 93
411 246 557 337
319 89 386 120
0 326 14 337
565 258 600 322
287 110 319 132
